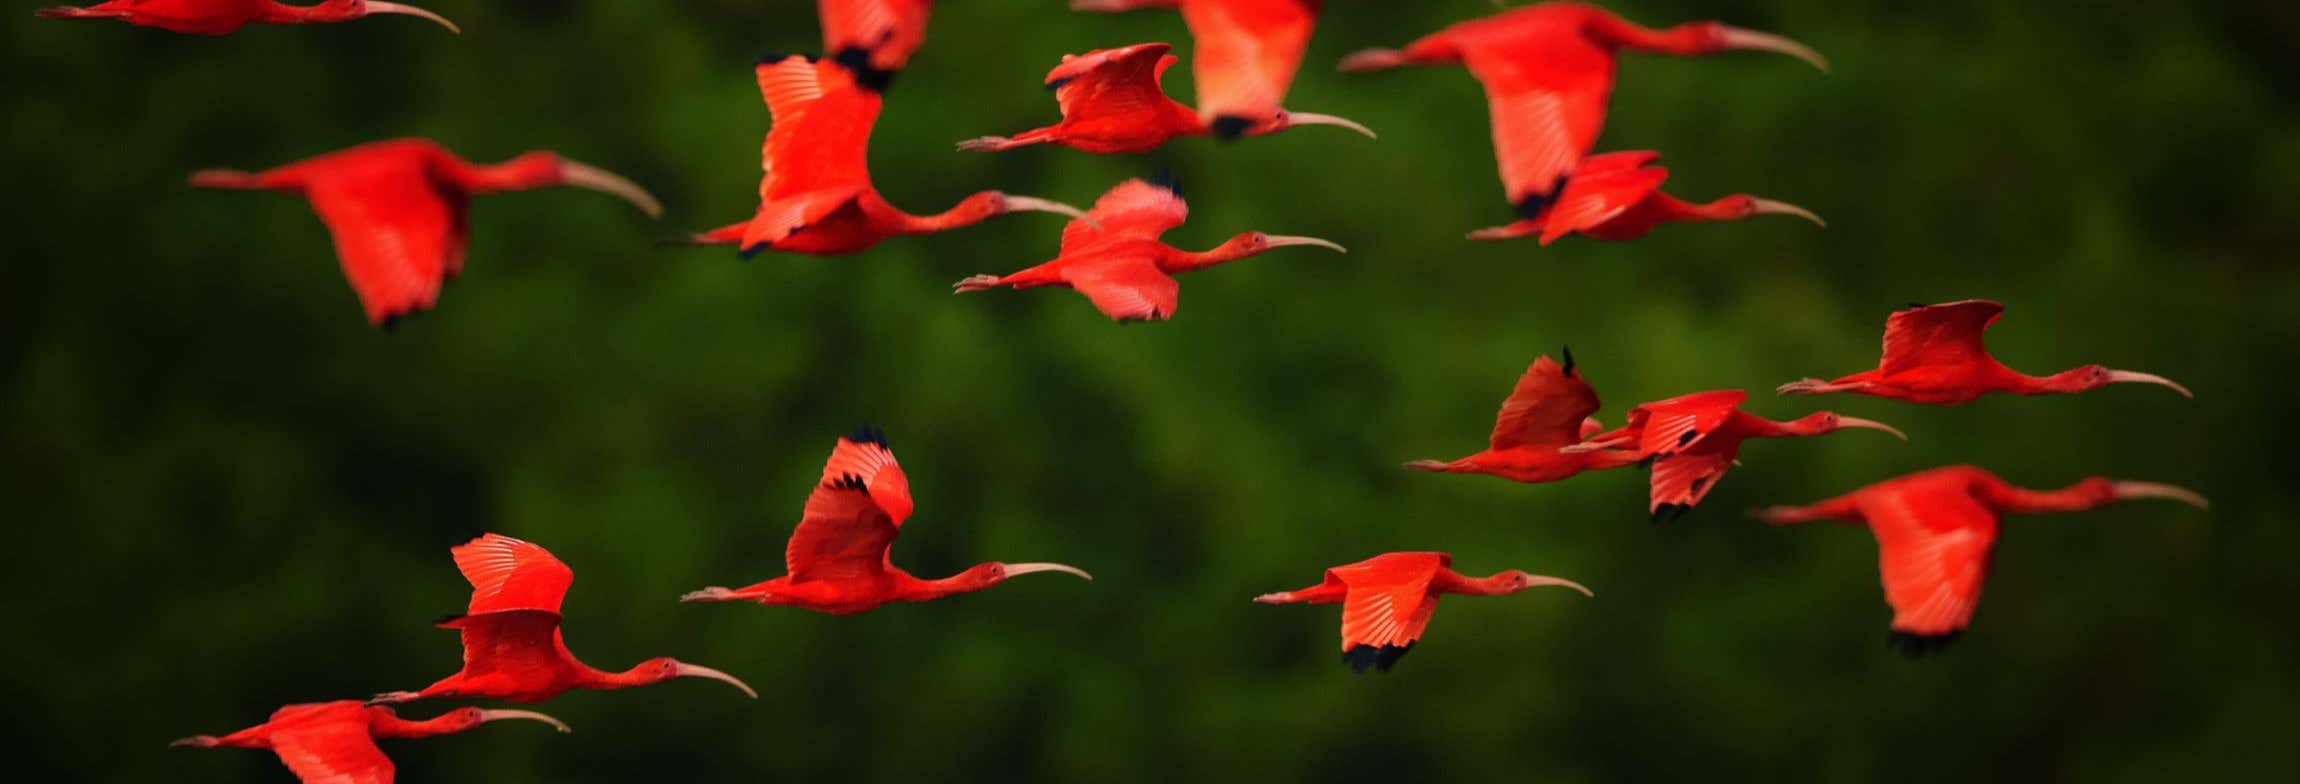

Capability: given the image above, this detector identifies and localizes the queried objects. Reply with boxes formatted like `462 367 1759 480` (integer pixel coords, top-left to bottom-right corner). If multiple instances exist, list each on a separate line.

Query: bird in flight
1255 551 1590 673
1070 0 1327 139
172 700 566 784
1464 151 1823 243
1568 390 1905 523
957 42 1373 154
1753 465 2207 654
682 427 1093 614
1777 300 2193 404
820 0 936 69
369 533 756 704
1403 348 1644 483
37 0 458 35
191 138 661 327
952 177 1343 322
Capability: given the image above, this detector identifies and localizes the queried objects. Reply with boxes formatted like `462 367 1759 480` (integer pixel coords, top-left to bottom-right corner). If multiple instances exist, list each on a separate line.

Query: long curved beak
1004 562 1094 581
365 2 461 34
2105 369 2193 398
1263 235 1347 253
476 709 572 733
2111 481 2209 510
1524 574 1594 598
1284 112 1377 139
559 160 663 219
1836 416 1907 441
1750 198 1826 227
672 663 760 699
1001 195 1094 225
1718 26 1829 72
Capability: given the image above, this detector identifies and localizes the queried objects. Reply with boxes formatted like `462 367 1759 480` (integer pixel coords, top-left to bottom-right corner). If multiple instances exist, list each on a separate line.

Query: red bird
1070 0 1325 138
951 177 1343 322
679 51 1087 255
368 533 756 704
1752 466 2208 654
1569 390 1905 523
191 138 661 326
1254 551 1590 673
172 701 567 784
682 427 1093 614
36 0 457 35
1464 151 1823 243
820 0 933 69
1338 3 1824 227
956 42 1373 154
1777 300 2194 404
1403 348 1643 482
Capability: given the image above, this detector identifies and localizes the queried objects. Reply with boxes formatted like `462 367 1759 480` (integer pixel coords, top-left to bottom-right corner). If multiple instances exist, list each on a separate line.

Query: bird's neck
1166 240 1254 273
1586 15 1713 56
2026 367 2097 394
884 192 999 235
1432 570 1511 596
576 662 659 691
1656 193 1743 224
266 1 359 25
370 713 471 740
1977 479 2112 515
898 572 987 603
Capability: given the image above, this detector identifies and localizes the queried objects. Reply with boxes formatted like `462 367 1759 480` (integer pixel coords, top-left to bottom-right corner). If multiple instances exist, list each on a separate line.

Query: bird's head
1714 194 1827 227
1789 411 1907 440
1257 110 1378 140
2045 365 2193 397
305 1 462 33
1683 22 1829 71
951 561 1095 591
1485 570 1594 597
1210 232 1348 262
627 658 759 699
420 706 572 735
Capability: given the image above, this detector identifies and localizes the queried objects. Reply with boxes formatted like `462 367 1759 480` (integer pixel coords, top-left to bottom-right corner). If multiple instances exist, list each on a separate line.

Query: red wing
740 186 867 251
443 610 569 675
1574 150 1661 175
1488 355 1601 449
1047 43 1178 124
1336 573 1440 652
1470 53 1610 210
819 0 930 68
758 56 878 199
1868 487 1999 635
1627 389 1748 457
269 723 393 784
818 433 912 523
1059 178 1188 253
1538 159 1669 245
1061 254 1181 322
785 435 911 581
450 533 573 617
1648 449 1735 514
1185 0 1318 123
1878 300 2006 376
303 175 465 325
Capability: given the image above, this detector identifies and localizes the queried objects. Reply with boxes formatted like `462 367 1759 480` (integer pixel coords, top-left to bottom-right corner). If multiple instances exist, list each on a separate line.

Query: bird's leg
33 6 126 21
366 690 423 705
1069 0 1179 11
1401 458 1466 472
956 135 1029 152
1254 583 1345 605
952 274 1006 293
1775 378 1868 395
1749 496 1862 526
680 585 774 603
1560 434 1636 454
1466 220 1542 241
663 221 746 247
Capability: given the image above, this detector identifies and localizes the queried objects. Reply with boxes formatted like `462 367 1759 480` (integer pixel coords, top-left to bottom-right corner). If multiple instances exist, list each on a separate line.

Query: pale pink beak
2111 481 2209 510
2104 370 2193 398
1004 562 1094 581
672 662 759 699
476 709 572 733
1283 111 1377 139
559 160 662 219
1835 416 1907 440
1522 574 1594 598
1750 198 1826 227
1718 26 1829 72
364 2 461 34
1263 235 1347 253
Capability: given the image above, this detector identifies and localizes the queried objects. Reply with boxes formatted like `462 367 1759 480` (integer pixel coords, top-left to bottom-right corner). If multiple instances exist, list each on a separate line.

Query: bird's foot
365 691 421 705
955 136 1016 152
1336 48 1408 73
680 586 740 603
1400 460 1450 472
1465 221 1538 241
1251 592 1290 604
1069 0 1141 11
1747 506 1799 526
169 736 219 749
952 275 1002 293
1775 378 1832 395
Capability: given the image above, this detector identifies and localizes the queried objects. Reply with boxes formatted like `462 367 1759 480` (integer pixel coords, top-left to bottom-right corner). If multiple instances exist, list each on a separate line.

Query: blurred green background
5 1 2297 781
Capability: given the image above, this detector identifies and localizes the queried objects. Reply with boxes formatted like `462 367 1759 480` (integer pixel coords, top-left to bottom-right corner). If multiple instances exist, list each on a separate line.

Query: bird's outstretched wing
1046 43 1179 125
757 54 878 197
303 174 467 325
1536 151 1667 244
1626 389 1748 458
270 722 393 784
1467 30 1612 215
1869 485 1998 639
1332 553 1447 671
819 0 930 69
1060 178 1188 253
1647 449 1735 519
1877 300 2006 375
786 431 913 582
1062 253 1181 322
1186 0 1318 124
450 533 574 618
1488 354 1601 450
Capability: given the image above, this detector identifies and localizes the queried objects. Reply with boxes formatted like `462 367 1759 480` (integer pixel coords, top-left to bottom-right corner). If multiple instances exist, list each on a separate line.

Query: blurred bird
369 534 756 704
952 177 1343 322
1464 151 1823 243
191 138 660 326
1777 300 2193 404
821 0 933 69
1338 2 1824 229
172 701 566 784
36 0 457 35
682 427 1093 614
1753 466 2208 655
956 42 1373 154
1070 0 1325 138
678 50 1087 255
1255 551 1590 673
1403 348 1644 482
1567 390 1905 523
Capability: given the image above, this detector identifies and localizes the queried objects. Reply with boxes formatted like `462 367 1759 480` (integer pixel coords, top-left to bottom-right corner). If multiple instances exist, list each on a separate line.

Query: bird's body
1073 0 1323 134
1753 466 2208 654
1777 300 2193 404
1573 390 1905 522
682 427 1092 614
368 533 755 705
1464 151 1822 243
171 701 567 784
1255 551 1590 673
820 0 935 69
36 0 457 35
952 178 1343 322
190 138 660 326
1403 350 1643 482
958 42 1371 154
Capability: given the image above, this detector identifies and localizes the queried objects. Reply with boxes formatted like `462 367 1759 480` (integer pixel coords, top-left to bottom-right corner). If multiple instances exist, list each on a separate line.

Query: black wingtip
1651 503 1692 525
433 613 467 628
1903 302 1929 310
846 424 889 448
829 473 868 491
830 47 897 93
1342 643 1415 673
1045 76 1074 92
1887 629 1961 657
757 51 808 65
1144 172 1183 197
1512 176 1569 219
1560 345 1576 376
1209 115 1253 140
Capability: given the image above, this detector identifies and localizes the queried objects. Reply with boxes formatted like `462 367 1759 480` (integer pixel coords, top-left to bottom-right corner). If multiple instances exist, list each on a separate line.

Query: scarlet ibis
1403 348 1644 482
950 177 1342 322
1752 466 2208 654
172 701 566 784
190 138 661 327
1464 151 1823 243
1567 390 1905 523
677 50 1088 256
36 0 457 35
1070 0 1325 139
1777 300 2193 404
682 426 1093 614
1254 551 1590 673
368 533 756 704
955 42 1373 154
821 0 933 69
1337 3 1824 225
